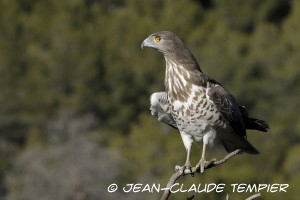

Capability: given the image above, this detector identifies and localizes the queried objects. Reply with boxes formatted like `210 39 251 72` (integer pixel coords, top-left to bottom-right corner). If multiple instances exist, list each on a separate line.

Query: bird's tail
221 136 260 155
244 117 270 132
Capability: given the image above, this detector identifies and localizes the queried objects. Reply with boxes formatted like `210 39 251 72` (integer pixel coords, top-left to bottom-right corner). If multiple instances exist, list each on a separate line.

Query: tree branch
226 193 261 200
245 193 261 200
160 149 241 200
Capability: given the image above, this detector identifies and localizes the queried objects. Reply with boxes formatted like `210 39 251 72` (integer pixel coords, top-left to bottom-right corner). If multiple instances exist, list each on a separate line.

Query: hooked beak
141 37 152 50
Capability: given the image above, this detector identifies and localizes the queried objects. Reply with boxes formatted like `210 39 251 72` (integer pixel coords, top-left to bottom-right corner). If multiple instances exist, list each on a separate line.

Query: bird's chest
165 61 223 136
168 86 213 134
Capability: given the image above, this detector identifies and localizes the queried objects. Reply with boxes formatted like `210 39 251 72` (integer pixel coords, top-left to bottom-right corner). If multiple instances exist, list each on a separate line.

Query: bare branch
226 193 261 200
160 149 241 200
245 193 262 200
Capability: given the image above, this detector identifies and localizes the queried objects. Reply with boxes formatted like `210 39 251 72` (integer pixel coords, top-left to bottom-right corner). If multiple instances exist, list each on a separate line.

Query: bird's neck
164 55 208 103
163 59 194 103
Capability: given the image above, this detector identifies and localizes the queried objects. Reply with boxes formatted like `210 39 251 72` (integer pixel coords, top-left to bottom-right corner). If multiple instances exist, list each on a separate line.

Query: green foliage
0 0 299 199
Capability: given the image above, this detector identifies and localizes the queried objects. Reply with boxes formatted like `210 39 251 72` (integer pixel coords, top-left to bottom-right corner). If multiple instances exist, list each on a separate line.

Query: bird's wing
150 92 177 129
207 82 246 137
238 105 249 118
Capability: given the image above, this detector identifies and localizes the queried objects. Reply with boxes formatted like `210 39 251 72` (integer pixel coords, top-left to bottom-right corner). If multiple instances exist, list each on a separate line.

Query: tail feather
221 137 260 154
244 118 270 132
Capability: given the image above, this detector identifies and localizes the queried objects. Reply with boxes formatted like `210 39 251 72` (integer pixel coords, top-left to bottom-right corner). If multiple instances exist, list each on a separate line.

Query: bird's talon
176 164 192 175
196 159 207 173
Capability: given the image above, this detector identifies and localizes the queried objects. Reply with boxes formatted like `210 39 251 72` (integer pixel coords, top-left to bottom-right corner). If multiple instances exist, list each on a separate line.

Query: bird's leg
177 147 192 174
195 142 216 173
176 132 193 175
196 143 207 173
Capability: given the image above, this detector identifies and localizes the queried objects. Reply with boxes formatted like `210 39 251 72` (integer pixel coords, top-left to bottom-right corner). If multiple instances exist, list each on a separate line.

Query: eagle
141 31 269 173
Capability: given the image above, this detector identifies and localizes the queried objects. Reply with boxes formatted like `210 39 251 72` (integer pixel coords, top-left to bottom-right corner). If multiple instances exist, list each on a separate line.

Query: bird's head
141 31 198 66
141 31 186 55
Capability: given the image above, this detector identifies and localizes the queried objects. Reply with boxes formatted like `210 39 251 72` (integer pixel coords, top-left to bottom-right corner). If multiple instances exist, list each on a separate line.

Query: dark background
0 0 299 199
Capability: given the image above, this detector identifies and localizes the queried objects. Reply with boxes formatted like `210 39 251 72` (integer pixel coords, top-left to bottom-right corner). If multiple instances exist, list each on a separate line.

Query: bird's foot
175 163 193 176
195 158 216 173
195 159 206 173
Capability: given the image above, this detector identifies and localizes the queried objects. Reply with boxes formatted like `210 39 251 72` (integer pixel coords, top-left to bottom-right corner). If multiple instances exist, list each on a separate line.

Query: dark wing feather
239 105 270 132
207 82 246 138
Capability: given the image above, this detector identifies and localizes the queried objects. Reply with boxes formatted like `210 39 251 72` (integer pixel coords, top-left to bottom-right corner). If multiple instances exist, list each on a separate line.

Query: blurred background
0 0 299 199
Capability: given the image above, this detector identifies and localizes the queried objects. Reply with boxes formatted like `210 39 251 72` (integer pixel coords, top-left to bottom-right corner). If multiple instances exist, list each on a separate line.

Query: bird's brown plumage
142 31 269 172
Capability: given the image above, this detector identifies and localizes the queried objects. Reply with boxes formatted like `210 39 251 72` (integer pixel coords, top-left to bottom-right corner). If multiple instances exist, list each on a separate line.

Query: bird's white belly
171 99 218 144
176 114 207 134
177 116 210 141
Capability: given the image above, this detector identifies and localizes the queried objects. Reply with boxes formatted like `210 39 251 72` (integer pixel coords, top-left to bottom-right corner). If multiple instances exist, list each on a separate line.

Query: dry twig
245 193 261 200
226 193 261 200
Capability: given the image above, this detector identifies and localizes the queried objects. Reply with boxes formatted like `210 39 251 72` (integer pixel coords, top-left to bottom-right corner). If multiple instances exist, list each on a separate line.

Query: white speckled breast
165 59 227 141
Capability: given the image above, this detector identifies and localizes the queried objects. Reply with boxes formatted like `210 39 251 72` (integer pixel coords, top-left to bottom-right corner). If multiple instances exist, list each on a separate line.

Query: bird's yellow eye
155 37 161 42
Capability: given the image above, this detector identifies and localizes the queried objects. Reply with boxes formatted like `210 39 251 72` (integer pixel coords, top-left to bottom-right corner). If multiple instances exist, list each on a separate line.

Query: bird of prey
141 31 269 173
